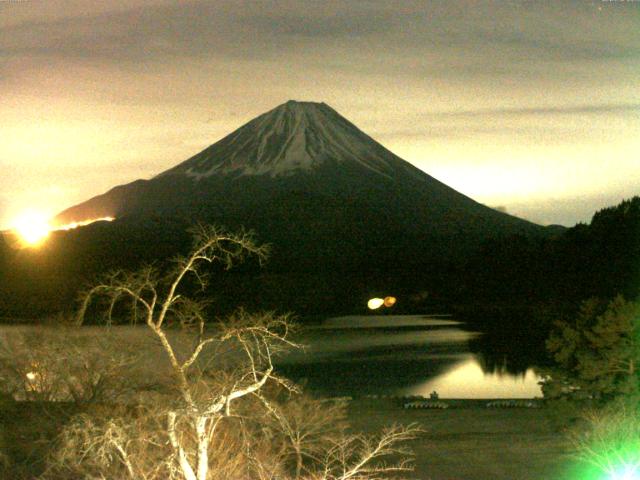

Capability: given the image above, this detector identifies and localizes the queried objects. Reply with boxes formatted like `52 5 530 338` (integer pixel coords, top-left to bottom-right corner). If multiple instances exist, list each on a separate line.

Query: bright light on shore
12 211 51 246
368 296 397 310
10 213 115 248
603 462 640 480
367 298 385 310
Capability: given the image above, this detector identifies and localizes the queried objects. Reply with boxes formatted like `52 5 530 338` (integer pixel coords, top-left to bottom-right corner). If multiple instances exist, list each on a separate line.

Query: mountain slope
55 100 541 248
159 100 403 179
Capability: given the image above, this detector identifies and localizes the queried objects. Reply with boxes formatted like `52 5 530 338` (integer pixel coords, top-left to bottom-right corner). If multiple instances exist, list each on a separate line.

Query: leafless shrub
0 327 142 403
45 404 172 480
264 395 350 477
314 424 420 480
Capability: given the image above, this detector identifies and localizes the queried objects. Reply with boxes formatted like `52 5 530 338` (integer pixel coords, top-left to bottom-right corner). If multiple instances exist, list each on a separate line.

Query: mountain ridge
55 100 541 244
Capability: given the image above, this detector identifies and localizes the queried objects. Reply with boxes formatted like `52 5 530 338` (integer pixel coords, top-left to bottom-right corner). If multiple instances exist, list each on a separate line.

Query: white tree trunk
168 411 197 480
196 416 210 480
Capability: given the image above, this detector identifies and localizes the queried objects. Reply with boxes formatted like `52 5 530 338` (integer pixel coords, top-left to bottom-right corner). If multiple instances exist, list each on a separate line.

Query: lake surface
277 315 542 399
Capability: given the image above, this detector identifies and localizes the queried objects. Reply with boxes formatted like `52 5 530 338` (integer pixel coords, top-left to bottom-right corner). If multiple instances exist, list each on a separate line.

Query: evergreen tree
542 295 640 404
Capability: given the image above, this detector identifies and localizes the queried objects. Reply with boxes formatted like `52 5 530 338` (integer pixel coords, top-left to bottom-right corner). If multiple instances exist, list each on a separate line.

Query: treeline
447 197 639 376
0 197 638 321
461 196 640 305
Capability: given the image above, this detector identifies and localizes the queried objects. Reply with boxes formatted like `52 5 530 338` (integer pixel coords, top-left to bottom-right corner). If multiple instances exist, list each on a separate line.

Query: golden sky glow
1 1 638 228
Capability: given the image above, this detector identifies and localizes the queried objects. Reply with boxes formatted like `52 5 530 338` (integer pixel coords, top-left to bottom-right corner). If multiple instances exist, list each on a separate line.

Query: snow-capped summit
159 100 404 180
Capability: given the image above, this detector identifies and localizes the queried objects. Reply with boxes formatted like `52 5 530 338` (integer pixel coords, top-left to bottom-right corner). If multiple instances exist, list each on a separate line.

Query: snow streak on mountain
159 100 409 180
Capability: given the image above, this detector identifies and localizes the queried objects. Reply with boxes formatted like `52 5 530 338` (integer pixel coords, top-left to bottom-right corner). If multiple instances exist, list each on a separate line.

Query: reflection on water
277 314 542 399
400 355 541 399
320 315 458 329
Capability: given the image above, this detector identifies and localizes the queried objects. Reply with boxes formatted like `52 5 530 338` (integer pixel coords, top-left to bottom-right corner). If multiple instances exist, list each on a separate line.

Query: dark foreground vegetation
1 227 420 480
2 396 578 480
464 196 640 304
539 294 640 479
0 196 639 478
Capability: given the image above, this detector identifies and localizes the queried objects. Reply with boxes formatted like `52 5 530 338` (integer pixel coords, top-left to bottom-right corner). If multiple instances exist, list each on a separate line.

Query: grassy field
1 397 583 479
346 398 576 480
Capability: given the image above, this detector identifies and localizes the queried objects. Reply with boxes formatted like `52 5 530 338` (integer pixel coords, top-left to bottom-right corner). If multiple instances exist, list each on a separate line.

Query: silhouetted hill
462 196 640 305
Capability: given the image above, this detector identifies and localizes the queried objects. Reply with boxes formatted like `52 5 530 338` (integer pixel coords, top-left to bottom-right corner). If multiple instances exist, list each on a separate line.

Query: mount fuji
56 100 541 242
43 100 552 311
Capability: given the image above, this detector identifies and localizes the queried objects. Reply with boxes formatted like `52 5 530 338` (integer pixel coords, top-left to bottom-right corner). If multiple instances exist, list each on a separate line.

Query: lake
277 314 542 399
0 315 544 401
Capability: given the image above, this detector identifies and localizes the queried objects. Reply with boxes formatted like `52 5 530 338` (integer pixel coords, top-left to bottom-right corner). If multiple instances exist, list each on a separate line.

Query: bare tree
74 225 294 480
47 224 421 480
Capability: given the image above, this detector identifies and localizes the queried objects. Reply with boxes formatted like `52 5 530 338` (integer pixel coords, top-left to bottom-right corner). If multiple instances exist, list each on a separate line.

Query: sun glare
9 212 116 248
56 216 115 230
12 211 52 246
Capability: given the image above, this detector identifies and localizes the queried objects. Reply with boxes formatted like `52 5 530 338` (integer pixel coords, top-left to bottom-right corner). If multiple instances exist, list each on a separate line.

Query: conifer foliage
542 295 640 404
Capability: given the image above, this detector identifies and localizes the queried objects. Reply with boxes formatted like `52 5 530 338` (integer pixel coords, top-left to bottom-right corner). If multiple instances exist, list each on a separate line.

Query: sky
1 0 638 228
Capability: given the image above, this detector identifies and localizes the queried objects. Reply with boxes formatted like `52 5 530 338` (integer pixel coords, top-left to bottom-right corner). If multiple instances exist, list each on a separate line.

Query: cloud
466 25 640 62
0 2 259 64
0 0 638 228
368 103 639 144
422 103 640 119
2 0 638 70
243 10 394 38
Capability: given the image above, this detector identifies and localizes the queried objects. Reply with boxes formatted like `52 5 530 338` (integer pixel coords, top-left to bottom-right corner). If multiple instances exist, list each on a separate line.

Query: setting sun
12 211 52 247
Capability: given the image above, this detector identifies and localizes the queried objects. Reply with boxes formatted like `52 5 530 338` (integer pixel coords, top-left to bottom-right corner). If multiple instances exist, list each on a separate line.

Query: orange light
384 296 397 307
55 216 115 230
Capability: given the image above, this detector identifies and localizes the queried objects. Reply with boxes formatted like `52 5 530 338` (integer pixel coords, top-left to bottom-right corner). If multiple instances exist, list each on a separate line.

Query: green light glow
567 442 640 480
563 405 640 480
607 463 640 480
